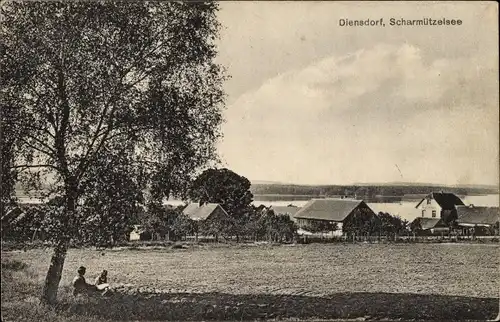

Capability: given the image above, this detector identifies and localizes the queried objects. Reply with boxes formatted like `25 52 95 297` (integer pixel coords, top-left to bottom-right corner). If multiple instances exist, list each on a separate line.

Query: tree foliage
139 204 192 241
0 104 22 219
377 212 408 235
188 168 254 218
259 209 297 242
342 207 380 235
1 1 226 305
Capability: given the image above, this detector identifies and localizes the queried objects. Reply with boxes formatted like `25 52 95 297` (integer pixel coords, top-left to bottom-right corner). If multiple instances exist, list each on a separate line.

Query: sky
215 1 499 186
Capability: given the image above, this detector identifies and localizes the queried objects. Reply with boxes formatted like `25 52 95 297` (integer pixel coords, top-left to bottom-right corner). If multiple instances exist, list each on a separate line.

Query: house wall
295 218 343 235
206 207 230 222
129 231 141 241
416 196 442 218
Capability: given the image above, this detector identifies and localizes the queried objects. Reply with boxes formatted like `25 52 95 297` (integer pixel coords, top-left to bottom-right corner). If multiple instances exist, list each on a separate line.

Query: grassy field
2 243 499 321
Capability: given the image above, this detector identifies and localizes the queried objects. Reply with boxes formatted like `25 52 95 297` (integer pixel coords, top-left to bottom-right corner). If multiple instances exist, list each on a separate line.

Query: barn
455 205 500 236
293 198 378 236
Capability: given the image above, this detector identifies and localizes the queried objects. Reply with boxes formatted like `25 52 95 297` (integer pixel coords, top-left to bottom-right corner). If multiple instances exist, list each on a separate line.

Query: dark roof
411 217 445 230
456 206 499 226
415 192 464 209
1 207 24 224
270 206 301 217
293 199 368 222
182 203 228 221
1 204 41 225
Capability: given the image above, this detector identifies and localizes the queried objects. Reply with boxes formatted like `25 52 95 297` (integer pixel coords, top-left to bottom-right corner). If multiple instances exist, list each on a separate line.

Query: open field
2 243 499 321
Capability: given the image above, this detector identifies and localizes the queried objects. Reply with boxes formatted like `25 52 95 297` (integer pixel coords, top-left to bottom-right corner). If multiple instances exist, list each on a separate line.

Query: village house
182 202 233 241
409 217 449 235
129 224 146 241
415 191 465 219
293 198 377 237
455 205 500 236
182 203 230 221
269 206 301 220
1 202 47 241
411 192 464 234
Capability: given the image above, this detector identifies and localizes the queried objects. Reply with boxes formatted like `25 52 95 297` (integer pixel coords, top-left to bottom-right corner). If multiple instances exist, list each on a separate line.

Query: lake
16 193 499 223
250 194 500 222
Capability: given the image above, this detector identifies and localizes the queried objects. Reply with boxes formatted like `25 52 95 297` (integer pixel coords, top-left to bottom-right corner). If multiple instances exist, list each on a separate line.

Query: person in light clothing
95 269 108 286
94 269 110 294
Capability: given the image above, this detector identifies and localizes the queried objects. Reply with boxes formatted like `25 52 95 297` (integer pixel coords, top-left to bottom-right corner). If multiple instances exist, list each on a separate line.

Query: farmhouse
409 217 449 235
293 198 377 236
1 203 47 241
182 202 233 241
415 192 465 220
455 205 500 236
269 206 301 220
182 203 230 221
129 225 146 241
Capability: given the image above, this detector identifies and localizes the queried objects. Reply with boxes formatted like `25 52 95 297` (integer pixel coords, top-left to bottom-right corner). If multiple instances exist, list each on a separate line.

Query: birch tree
1 1 226 305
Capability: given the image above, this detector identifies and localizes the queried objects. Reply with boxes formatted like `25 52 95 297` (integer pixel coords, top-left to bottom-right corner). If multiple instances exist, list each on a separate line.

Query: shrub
2 259 28 271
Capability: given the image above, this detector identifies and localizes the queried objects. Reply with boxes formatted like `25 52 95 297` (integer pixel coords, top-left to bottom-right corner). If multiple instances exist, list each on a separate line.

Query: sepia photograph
1 1 499 321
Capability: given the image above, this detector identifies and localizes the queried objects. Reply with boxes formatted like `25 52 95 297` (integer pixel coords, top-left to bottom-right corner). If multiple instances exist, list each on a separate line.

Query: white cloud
218 43 498 185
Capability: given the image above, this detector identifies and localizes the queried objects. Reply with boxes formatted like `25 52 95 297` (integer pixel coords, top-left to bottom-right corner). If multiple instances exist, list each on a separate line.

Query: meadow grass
2 243 499 321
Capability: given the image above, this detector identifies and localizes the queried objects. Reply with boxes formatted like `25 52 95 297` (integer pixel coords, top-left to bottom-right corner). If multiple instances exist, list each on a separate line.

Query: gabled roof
1 204 41 226
293 199 367 222
415 192 465 209
270 206 301 217
130 225 146 234
1 207 24 224
182 203 228 221
411 217 446 230
456 206 499 226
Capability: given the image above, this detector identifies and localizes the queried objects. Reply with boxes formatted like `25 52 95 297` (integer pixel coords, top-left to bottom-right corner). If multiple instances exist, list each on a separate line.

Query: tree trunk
32 229 38 243
41 176 77 305
40 240 68 305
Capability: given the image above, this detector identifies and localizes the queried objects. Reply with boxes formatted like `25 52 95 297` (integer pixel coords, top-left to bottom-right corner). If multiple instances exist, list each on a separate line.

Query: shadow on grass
58 291 499 321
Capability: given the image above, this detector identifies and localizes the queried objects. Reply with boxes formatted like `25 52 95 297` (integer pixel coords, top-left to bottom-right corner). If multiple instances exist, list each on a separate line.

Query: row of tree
250 183 490 197
135 204 297 243
2 201 409 246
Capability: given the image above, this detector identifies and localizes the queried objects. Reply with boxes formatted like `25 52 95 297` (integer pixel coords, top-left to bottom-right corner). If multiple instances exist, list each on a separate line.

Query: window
422 210 425 217
427 199 431 205
432 210 436 218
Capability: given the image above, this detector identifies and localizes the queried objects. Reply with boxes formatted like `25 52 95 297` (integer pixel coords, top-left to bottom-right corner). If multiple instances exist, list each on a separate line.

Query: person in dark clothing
72 266 97 296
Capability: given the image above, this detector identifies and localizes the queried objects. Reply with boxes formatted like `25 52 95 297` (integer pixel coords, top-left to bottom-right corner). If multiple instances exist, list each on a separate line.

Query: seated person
94 270 110 293
95 269 107 285
73 266 97 296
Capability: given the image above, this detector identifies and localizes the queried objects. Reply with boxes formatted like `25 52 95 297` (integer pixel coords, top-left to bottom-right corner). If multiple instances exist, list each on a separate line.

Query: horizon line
250 180 500 188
